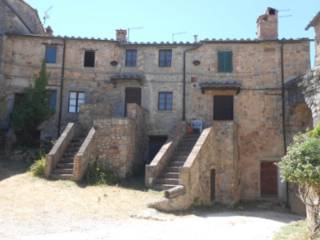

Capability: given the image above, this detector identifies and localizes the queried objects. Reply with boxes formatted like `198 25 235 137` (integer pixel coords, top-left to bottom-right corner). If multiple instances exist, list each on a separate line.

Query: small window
47 90 57 111
159 49 172 67
84 50 95 67
125 49 137 67
213 96 234 120
45 46 57 64
218 51 233 73
158 92 173 111
68 91 85 113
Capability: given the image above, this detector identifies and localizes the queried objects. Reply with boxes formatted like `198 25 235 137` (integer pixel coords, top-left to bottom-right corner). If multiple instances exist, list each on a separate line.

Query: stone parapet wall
145 121 186 187
45 123 75 177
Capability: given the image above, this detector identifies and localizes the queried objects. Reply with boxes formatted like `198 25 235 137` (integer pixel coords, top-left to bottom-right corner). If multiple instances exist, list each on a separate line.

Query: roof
199 80 241 93
5 33 311 45
306 12 320 30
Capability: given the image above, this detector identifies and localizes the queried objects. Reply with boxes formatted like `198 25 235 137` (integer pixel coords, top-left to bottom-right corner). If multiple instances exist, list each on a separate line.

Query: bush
30 157 45 177
85 163 119 185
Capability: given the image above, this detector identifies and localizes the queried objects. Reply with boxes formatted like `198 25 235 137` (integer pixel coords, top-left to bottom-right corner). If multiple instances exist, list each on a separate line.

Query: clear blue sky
26 0 318 62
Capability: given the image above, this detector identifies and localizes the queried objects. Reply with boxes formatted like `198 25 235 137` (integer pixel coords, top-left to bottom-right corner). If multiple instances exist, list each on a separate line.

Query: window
158 92 173 111
218 51 233 73
125 49 137 67
159 49 172 67
47 90 57 111
84 50 95 67
213 96 234 120
68 91 85 113
45 46 57 64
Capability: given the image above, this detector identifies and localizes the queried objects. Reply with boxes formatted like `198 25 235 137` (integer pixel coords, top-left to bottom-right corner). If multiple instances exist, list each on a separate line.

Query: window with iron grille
125 49 137 67
213 96 234 120
159 49 172 67
158 92 173 111
218 51 233 73
45 46 57 64
68 91 85 113
84 50 95 67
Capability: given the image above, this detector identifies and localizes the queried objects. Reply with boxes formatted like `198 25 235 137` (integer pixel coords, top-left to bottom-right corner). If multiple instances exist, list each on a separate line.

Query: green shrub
279 133 320 187
85 163 119 185
30 157 45 177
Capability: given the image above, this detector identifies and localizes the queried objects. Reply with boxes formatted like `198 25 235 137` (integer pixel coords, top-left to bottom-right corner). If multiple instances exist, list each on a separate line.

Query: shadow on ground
0 158 30 181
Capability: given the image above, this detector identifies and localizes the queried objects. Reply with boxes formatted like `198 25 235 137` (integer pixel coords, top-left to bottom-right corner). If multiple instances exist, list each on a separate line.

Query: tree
11 61 53 146
279 125 320 239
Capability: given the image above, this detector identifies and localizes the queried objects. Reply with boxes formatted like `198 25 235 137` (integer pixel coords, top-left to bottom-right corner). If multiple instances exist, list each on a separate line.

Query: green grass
273 220 310 240
30 157 45 177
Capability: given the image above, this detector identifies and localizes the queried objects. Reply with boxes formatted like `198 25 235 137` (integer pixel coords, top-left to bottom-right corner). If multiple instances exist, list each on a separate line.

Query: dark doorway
125 87 141 116
147 136 167 164
213 96 234 120
210 169 216 201
260 162 278 197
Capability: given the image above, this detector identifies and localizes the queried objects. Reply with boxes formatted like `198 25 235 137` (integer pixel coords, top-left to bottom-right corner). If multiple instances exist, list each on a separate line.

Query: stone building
0 4 317 211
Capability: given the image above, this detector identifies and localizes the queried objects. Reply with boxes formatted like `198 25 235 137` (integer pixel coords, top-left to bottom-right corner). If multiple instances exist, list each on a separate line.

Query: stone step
50 173 73 180
153 184 178 191
57 162 74 168
156 178 179 185
60 157 74 163
166 167 181 172
53 168 73 174
162 172 180 178
172 155 188 161
168 161 185 167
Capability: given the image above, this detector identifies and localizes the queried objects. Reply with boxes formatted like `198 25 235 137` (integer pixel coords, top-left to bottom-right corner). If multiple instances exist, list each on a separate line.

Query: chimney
257 7 278 40
116 29 127 43
45 26 53 36
306 12 320 67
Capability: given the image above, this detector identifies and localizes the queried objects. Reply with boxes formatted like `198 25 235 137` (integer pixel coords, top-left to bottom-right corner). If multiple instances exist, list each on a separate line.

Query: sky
26 0 318 61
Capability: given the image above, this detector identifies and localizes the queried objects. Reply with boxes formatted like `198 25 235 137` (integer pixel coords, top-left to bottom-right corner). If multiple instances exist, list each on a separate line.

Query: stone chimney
257 7 278 40
45 26 53 36
306 12 320 67
116 29 127 43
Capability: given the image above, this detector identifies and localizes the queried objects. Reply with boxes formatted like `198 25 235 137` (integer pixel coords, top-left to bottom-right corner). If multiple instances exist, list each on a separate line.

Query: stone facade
0 4 317 209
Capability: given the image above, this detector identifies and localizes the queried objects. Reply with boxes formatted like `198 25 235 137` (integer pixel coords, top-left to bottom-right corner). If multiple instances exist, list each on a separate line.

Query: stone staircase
154 133 199 190
50 136 85 180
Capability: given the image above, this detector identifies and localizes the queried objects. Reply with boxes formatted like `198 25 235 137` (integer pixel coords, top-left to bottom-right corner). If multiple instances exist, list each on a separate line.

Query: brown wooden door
260 162 278 197
211 169 216 201
125 87 141 116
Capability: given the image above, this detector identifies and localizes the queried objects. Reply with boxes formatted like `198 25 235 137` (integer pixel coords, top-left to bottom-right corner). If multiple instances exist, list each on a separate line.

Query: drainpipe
182 44 202 121
57 38 66 136
280 41 289 207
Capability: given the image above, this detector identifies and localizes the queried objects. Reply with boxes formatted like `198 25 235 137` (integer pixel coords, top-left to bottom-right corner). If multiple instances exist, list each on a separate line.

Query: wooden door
260 162 278 197
124 87 141 116
211 169 216 201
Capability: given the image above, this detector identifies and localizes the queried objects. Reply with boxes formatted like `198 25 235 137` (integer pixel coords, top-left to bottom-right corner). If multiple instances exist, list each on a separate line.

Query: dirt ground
0 159 302 240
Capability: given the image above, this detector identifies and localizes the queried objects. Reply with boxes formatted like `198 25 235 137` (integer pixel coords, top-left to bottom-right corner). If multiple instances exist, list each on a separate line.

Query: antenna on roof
127 27 143 42
43 6 53 25
172 32 187 42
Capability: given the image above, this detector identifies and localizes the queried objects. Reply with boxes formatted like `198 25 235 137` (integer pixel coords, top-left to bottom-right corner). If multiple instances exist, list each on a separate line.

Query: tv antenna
172 32 187 42
127 27 143 41
43 6 53 25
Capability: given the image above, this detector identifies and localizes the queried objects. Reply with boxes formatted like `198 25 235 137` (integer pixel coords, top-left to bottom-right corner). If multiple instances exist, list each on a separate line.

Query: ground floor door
260 162 278 197
124 87 141 116
147 136 167 164
211 169 216 201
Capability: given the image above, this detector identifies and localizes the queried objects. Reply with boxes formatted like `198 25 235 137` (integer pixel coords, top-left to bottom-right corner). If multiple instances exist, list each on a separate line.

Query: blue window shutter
48 90 57 111
218 51 233 73
45 46 57 64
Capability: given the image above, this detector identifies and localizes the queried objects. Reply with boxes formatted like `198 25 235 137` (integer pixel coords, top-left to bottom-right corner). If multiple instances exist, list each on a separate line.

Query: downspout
182 44 202 121
280 41 289 207
57 38 66 136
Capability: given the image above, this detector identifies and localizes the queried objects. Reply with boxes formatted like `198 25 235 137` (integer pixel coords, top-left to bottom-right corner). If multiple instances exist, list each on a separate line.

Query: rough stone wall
186 41 310 200
0 0 44 35
315 24 320 66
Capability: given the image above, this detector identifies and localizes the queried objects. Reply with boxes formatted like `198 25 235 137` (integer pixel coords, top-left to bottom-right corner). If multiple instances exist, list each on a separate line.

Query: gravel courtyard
0 160 301 240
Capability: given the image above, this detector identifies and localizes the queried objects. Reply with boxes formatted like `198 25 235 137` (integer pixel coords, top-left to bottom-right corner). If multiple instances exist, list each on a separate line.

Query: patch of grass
85 163 120 186
273 220 309 240
30 157 45 177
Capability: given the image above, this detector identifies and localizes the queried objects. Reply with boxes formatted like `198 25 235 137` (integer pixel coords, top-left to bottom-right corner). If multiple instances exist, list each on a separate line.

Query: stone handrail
45 123 75 178
145 122 186 187
73 127 96 182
